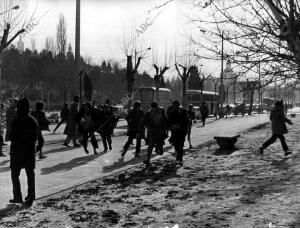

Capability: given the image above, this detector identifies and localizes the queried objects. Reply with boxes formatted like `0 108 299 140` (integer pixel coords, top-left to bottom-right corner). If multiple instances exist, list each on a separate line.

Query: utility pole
75 0 82 104
220 31 224 116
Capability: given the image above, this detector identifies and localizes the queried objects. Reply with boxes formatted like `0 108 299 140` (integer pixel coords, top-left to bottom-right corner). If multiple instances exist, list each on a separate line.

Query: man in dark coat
200 102 209 126
63 96 81 147
53 103 69 133
259 100 293 156
10 98 39 206
121 101 145 159
98 104 116 152
167 100 189 165
31 101 50 159
143 102 167 167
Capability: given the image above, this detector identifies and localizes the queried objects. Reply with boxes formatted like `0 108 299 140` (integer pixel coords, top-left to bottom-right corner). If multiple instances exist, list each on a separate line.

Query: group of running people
56 96 206 167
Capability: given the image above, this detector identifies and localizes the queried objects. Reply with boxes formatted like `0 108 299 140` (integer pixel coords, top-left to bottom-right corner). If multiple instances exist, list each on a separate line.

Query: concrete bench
214 135 240 150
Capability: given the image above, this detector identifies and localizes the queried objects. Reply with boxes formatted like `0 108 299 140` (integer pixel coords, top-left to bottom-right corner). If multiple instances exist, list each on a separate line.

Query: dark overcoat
64 102 79 136
10 115 39 169
126 108 145 138
270 106 291 135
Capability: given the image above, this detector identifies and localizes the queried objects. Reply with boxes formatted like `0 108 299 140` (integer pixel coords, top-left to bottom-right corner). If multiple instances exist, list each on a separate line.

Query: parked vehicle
186 90 219 115
133 87 172 112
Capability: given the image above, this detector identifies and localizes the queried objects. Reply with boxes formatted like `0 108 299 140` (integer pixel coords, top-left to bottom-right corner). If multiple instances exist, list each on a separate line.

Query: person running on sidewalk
143 102 167 168
167 100 189 166
187 104 196 149
259 100 293 157
200 102 209 126
53 103 69 133
9 98 39 207
98 104 116 152
121 101 145 159
31 101 50 159
74 103 99 154
63 96 81 148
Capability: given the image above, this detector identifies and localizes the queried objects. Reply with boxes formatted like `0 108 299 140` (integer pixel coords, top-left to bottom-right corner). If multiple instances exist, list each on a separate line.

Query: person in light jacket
259 100 293 157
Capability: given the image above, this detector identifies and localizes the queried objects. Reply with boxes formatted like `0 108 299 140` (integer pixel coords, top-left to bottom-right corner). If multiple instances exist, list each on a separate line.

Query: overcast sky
8 0 219 77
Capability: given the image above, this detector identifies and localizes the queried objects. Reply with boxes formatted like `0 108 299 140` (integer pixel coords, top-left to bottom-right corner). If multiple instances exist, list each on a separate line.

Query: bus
186 90 219 115
133 87 172 112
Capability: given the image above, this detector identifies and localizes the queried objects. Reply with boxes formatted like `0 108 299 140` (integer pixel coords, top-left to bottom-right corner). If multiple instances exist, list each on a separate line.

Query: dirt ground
0 119 299 228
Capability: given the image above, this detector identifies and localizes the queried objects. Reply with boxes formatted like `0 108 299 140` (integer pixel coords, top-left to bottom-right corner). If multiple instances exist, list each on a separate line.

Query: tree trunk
248 87 254 115
126 56 134 109
155 77 160 105
233 81 236 104
182 80 187 108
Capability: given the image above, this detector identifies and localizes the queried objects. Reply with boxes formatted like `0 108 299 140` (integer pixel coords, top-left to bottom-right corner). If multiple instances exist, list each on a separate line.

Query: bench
214 135 240 150
290 113 296 118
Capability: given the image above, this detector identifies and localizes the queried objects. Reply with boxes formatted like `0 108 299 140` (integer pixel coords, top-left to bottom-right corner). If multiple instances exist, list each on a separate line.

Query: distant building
17 36 24 52
223 60 241 104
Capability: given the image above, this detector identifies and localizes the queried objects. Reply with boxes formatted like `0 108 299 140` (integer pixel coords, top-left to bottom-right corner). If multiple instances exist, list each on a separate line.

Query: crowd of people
4 94 293 209
4 96 209 207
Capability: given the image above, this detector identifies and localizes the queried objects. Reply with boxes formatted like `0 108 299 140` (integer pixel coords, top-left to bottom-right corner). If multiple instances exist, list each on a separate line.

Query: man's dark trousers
11 167 35 200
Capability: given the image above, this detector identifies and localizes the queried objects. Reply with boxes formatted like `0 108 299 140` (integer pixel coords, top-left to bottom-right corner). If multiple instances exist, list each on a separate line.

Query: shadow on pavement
102 146 173 173
102 158 181 188
40 153 102 175
43 146 79 156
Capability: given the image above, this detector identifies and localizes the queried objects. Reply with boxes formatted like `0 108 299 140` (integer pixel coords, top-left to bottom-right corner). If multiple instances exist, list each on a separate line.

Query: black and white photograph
0 0 299 227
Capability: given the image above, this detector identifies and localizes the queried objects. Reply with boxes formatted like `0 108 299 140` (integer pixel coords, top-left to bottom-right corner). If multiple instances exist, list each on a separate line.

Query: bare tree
188 66 211 94
0 0 40 54
56 13 67 55
119 31 151 105
190 0 300 87
174 47 197 107
152 47 170 104
175 62 195 108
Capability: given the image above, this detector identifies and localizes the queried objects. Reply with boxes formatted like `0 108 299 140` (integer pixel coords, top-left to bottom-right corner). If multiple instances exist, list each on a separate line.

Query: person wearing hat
259 100 293 157
9 98 39 206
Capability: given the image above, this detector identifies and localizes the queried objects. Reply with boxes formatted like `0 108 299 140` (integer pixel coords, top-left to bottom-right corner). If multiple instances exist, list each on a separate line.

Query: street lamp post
0 5 19 16
0 5 20 155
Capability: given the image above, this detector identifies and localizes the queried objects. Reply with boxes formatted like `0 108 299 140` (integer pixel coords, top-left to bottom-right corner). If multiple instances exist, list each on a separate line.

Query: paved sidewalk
0 114 269 213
